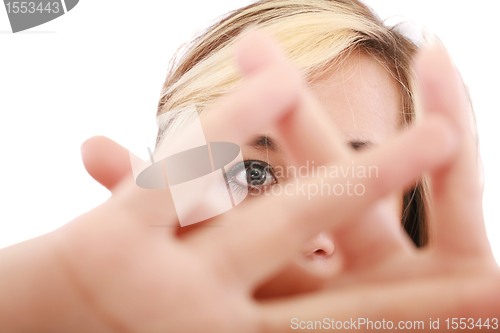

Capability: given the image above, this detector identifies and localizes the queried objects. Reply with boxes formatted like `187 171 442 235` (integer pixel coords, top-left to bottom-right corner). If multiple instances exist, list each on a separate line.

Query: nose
302 232 335 258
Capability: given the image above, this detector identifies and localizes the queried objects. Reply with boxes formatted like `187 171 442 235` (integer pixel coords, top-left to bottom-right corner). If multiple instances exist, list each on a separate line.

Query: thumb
80 136 133 193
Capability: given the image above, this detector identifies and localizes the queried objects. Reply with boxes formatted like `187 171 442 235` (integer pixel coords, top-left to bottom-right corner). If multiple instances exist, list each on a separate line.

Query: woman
151 0 435 298
0 0 498 332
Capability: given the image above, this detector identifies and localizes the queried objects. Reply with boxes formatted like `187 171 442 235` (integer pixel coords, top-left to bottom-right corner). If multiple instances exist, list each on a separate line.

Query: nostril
302 232 335 257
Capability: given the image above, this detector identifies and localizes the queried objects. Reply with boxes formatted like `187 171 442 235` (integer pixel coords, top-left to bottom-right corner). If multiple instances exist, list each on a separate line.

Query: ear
80 136 133 193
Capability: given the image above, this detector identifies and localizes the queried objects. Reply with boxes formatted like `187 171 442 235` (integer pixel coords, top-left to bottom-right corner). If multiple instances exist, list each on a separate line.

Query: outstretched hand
13 31 500 332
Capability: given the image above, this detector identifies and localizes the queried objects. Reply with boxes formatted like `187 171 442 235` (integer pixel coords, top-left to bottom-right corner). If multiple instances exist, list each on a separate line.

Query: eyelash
226 160 278 195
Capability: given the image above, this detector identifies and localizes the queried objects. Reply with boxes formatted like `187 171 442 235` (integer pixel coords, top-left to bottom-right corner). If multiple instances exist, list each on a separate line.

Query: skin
0 31 498 332
237 50 405 297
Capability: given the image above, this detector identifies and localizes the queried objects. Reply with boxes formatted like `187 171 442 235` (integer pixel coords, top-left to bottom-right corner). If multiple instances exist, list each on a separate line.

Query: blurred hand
4 30 498 333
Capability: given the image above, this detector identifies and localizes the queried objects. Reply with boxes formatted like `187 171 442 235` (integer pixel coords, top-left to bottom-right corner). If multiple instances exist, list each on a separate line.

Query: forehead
307 51 402 144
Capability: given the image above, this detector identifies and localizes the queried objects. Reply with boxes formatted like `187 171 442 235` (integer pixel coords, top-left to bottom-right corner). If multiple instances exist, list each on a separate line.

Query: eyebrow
349 140 372 150
251 135 280 152
250 135 372 152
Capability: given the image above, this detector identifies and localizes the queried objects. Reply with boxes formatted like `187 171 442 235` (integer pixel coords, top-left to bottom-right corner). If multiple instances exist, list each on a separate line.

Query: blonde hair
155 0 429 246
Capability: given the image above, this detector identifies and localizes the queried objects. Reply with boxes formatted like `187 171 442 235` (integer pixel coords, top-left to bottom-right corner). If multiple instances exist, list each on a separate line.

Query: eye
227 160 277 193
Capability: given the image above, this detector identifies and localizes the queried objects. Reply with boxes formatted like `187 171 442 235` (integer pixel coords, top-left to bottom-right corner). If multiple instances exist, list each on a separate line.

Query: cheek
387 190 405 226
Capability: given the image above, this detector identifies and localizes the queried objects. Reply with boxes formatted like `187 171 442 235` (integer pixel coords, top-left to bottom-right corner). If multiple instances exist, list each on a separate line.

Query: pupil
248 167 264 185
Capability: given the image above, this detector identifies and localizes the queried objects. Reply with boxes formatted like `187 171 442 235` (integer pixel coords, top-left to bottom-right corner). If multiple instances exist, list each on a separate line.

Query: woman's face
229 51 405 297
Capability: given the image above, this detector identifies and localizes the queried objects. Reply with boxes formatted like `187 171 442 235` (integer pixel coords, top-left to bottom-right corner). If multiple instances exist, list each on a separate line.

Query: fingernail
80 139 88 152
421 29 444 49
234 28 286 76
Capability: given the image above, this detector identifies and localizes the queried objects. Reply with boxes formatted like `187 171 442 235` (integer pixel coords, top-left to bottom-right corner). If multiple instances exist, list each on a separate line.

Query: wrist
0 231 112 333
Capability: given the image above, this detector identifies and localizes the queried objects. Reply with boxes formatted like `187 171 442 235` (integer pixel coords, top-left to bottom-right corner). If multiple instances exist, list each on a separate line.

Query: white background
0 1 498 263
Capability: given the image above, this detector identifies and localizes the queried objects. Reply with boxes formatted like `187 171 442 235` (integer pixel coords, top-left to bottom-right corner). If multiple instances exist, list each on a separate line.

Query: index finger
107 30 306 232
414 40 491 257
